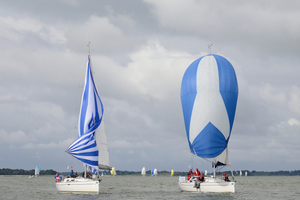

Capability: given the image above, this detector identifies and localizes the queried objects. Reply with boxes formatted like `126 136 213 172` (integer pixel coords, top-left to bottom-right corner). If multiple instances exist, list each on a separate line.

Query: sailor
193 168 201 188
187 169 193 180
199 173 205 182
222 173 230 181
70 170 74 178
55 173 62 182
225 174 230 182
222 173 226 180
194 168 200 177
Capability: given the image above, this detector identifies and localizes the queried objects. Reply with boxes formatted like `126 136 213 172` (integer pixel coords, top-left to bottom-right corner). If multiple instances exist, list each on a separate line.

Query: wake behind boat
56 43 111 194
178 53 238 193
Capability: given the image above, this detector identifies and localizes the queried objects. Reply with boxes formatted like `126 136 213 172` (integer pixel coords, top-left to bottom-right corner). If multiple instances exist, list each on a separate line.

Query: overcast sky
1 0 300 173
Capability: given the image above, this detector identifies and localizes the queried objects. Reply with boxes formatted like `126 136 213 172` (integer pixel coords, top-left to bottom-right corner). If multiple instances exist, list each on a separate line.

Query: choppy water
0 175 299 200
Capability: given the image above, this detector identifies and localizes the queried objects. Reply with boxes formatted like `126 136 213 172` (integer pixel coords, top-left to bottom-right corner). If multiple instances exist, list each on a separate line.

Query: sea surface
0 175 299 200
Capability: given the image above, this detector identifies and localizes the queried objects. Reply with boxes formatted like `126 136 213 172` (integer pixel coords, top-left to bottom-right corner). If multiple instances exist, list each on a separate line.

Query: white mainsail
95 120 111 170
35 166 40 176
153 168 158 176
141 167 146 176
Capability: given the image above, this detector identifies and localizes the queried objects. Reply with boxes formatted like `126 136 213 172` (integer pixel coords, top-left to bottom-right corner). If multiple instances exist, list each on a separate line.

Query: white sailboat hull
56 178 99 194
178 177 235 193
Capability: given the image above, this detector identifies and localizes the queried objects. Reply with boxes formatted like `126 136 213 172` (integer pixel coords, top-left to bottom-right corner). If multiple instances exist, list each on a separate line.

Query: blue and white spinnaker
67 55 104 173
181 54 238 165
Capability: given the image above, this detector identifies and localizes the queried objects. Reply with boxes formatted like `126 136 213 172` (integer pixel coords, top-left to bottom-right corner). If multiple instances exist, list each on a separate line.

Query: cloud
259 83 286 104
288 118 300 126
1 0 300 172
66 15 138 55
110 140 156 149
289 86 300 116
0 130 29 144
145 0 300 56
0 16 67 43
21 138 73 149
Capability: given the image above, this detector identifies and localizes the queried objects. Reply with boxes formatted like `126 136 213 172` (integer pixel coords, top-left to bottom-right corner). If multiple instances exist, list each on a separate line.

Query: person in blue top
70 170 74 177
54 173 62 182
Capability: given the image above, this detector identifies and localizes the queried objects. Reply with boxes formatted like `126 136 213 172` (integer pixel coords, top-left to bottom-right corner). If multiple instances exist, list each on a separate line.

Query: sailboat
245 171 247 176
35 166 41 177
153 168 158 176
56 44 111 194
240 170 242 176
141 167 146 176
111 167 116 176
171 169 174 176
178 54 238 193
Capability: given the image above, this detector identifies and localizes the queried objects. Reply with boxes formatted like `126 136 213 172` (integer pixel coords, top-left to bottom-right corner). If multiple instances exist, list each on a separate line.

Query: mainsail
141 167 146 176
35 166 40 176
67 52 110 173
180 54 238 170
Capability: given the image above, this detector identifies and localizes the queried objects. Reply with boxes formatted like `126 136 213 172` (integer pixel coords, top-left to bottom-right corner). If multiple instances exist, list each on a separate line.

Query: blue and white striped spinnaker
67 55 103 173
180 54 238 166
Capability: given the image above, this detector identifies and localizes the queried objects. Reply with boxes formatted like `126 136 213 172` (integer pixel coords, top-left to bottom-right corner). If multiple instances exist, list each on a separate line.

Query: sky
1 0 300 173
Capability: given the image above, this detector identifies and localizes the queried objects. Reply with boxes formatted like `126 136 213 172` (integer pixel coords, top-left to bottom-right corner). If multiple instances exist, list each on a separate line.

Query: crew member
194 168 200 177
199 173 205 182
54 173 62 182
187 169 193 180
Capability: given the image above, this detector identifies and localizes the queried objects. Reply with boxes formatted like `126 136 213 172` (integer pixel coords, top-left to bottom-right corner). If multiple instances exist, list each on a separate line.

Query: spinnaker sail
66 52 110 173
180 54 238 169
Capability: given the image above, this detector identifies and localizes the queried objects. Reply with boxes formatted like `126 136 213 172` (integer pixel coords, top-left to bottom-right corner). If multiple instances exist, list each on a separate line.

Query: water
0 175 299 200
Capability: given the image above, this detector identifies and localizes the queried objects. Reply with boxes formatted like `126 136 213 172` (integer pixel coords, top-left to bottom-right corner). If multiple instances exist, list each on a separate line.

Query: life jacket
194 170 200 176
56 176 61 182
200 174 204 181
187 175 191 180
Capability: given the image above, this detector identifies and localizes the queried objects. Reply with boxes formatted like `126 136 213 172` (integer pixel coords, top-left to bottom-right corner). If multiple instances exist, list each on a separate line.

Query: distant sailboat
178 54 238 193
171 169 174 176
151 169 154 176
35 166 41 177
240 170 242 176
56 43 111 194
141 167 146 176
111 167 116 176
153 168 158 176
245 171 247 176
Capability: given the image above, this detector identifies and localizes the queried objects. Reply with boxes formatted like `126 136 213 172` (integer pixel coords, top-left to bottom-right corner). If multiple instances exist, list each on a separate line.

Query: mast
87 42 91 56
208 44 212 54
213 163 216 178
